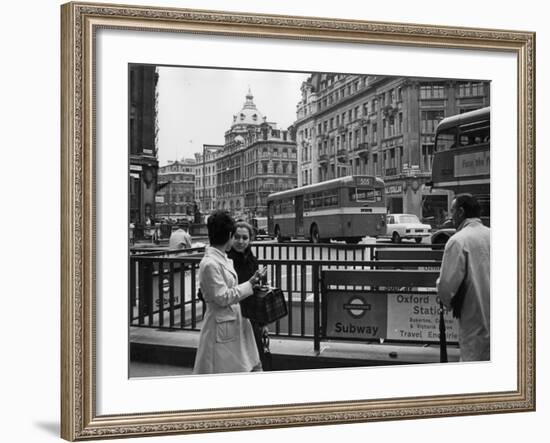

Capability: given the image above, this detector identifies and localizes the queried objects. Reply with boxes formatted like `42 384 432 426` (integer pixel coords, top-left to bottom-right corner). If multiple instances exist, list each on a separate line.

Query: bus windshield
435 119 489 152
435 130 456 152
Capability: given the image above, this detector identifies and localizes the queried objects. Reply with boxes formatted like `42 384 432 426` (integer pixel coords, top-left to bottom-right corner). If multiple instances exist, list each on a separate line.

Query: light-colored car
386 213 432 243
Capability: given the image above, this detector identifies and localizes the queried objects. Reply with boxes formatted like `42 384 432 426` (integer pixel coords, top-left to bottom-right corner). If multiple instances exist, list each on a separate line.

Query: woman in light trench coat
193 211 265 374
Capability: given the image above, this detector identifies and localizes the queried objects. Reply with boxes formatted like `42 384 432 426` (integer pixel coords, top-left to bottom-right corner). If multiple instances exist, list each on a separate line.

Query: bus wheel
275 225 283 243
392 232 401 243
311 224 320 243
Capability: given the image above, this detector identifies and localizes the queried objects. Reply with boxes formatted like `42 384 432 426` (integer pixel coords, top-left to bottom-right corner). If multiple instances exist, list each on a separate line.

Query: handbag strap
262 328 270 354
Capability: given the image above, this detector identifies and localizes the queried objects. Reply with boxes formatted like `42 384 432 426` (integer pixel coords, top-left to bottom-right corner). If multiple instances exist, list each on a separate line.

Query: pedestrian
193 211 264 374
228 221 269 370
437 194 490 361
169 220 192 250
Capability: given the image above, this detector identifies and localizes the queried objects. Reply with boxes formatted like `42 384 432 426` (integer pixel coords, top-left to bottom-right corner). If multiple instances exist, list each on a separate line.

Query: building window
421 109 445 133
422 144 435 171
420 84 445 99
458 82 485 97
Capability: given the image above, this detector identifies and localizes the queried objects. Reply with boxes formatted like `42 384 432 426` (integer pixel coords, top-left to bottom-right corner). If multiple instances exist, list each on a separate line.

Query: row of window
272 186 384 214
157 195 193 203
419 82 485 99
301 107 461 157
303 142 435 181
303 190 339 210
309 82 485 140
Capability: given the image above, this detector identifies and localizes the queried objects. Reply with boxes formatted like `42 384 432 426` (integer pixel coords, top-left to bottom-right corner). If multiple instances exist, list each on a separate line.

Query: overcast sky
156 66 310 166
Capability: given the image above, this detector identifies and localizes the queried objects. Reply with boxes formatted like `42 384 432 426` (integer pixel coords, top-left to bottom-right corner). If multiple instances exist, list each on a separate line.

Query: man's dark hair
207 210 236 246
454 193 481 218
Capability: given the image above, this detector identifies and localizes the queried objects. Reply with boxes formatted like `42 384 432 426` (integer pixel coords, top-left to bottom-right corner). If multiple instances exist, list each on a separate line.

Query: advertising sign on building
326 291 387 339
386 292 459 342
386 184 403 194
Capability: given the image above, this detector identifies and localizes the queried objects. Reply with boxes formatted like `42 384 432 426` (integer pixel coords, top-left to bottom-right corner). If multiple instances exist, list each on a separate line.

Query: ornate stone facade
294 74 490 223
156 158 196 219
195 90 297 219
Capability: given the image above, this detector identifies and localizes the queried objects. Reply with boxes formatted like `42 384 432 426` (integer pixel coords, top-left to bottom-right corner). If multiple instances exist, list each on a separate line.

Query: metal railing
130 242 444 350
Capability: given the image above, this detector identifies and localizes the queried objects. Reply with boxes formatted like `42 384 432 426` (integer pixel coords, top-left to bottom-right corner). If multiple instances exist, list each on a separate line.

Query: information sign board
326 291 387 339
386 292 459 342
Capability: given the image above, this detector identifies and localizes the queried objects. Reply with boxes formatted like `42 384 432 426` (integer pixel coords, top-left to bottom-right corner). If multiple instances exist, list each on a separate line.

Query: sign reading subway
326 290 458 342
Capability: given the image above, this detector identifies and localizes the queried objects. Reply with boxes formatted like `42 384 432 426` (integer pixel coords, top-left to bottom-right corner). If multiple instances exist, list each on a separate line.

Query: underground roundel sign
326 291 388 339
343 295 371 319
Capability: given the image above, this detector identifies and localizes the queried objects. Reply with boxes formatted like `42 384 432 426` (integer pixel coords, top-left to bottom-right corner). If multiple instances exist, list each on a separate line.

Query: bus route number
357 178 372 186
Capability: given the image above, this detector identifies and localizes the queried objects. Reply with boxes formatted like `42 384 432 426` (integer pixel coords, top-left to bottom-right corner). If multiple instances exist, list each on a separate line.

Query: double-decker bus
430 106 490 242
267 175 386 243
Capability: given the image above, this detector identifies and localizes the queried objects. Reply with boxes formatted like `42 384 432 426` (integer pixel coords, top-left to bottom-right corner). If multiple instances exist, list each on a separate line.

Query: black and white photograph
128 65 491 377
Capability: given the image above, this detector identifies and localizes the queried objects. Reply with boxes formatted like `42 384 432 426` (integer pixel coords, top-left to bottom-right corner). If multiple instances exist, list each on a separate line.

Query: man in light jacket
437 194 490 361
169 221 192 250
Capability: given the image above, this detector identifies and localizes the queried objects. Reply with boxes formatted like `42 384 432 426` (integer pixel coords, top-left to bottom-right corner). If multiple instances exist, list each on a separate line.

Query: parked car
386 213 432 243
430 218 456 245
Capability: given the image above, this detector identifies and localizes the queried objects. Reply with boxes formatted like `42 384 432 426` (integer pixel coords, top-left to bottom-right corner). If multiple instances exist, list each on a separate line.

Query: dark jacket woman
228 244 268 369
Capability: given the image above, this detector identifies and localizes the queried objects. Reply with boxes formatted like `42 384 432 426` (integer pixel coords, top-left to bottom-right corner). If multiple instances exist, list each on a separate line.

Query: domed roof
231 89 264 128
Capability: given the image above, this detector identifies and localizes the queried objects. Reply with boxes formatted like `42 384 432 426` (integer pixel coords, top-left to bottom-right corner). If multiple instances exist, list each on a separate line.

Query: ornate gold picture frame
61 1 535 440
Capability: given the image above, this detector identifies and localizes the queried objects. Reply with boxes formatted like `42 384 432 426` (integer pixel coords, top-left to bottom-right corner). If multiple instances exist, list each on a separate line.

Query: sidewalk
130 326 460 376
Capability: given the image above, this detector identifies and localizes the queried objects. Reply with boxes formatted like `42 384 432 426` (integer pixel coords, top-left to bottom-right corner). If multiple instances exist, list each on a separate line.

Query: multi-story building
195 90 297 219
129 65 159 224
294 73 490 223
156 158 196 219
194 144 223 216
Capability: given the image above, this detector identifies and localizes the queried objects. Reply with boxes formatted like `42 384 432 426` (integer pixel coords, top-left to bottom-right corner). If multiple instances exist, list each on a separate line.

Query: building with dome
195 90 298 219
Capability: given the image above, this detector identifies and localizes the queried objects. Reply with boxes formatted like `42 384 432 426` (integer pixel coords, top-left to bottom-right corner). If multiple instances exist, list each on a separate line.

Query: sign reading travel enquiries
386 292 459 342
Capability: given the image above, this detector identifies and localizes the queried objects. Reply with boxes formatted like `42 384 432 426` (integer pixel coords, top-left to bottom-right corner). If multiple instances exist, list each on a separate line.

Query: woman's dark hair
454 193 481 218
234 220 255 241
207 210 236 246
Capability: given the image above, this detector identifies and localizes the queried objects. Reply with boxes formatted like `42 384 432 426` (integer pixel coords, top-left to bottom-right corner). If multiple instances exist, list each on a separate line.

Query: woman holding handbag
192 211 264 374
228 220 270 370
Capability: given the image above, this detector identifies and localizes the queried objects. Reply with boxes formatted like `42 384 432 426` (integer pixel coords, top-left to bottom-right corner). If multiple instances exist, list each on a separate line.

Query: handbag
241 285 288 326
